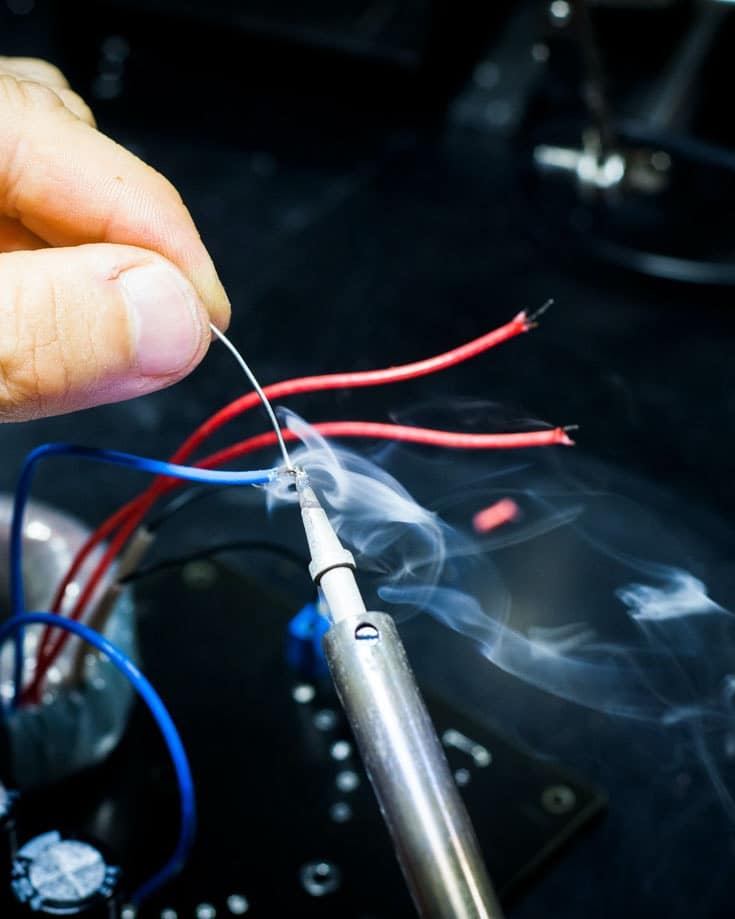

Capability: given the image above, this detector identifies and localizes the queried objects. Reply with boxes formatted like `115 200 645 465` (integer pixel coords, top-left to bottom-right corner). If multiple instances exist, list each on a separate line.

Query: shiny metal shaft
323 612 503 919
298 477 502 917
297 477 367 622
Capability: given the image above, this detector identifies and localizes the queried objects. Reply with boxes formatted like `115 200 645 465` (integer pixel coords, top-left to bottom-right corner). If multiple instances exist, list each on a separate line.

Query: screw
329 802 352 823
182 560 218 589
336 769 360 792
355 622 379 641
330 740 352 761
292 684 315 704
541 784 576 815
313 709 338 731
300 860 341 896
549 0 571 24
454 768 471 787
227 894 249 914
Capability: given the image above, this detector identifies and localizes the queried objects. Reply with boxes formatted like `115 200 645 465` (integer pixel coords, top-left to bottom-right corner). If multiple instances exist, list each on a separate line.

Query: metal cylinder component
323 612 503 919
10 831 123 917
318 567 366 624
0 783 19 882
0 495 137 789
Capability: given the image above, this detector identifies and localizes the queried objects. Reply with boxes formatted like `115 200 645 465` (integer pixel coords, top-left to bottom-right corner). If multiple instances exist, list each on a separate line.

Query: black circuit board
15 562 605 917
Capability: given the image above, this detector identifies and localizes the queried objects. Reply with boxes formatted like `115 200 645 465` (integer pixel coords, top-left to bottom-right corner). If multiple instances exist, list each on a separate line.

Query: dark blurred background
1 1 734 916
3 0 730 514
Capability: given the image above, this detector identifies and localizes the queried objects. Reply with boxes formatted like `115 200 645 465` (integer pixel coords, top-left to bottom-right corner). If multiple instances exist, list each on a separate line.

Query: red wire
35 311 532 666
26 511 150 704
29 313 536 691
27 419 570 700
47 496 149 613
28 497 150 698
197 423 573 469
101 422 573 503
179 311 531 457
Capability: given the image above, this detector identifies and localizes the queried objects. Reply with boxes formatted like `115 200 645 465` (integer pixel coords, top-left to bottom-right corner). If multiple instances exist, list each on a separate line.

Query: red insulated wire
178 311 532 457
30 496 151 688
30 311 543 690
47 496 148 613
33 493 154 668
26 506 153 704
26 512 147 703
196 423 574 470
112 422 573 500
40 311 533 632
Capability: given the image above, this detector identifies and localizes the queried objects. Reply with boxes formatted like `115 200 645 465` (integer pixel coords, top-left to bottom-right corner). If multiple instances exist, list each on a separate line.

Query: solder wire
209 323 293 470
0 612 195 903
45 308 548 630
33 307 558 692
31 323 294 681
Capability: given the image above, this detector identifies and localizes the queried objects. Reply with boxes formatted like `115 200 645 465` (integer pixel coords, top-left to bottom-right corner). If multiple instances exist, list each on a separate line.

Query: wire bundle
4 305 569 903
21 307 569 704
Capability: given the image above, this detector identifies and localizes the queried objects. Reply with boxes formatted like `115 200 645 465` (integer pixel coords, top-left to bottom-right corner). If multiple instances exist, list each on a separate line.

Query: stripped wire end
561 424 579 446
278 465 306 487
35 310 564 692
521 298 555 331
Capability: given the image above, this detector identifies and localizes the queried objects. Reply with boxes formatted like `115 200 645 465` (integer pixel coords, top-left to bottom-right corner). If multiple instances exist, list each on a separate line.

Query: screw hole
355 622 379 641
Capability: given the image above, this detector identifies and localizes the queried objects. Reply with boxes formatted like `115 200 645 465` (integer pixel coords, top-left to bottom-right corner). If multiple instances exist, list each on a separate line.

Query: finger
0 76 229 329
0 243 212 422
0 56 71 89
0 216 45 252
54 87 96 127
0 58 94 126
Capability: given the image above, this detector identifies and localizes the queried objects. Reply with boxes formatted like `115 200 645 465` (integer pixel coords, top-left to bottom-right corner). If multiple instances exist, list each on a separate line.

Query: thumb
0 244 211 421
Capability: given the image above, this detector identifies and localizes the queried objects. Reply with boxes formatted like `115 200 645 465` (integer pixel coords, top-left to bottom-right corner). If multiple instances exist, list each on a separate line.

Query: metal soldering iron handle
297 476 501 916
323 612 504 919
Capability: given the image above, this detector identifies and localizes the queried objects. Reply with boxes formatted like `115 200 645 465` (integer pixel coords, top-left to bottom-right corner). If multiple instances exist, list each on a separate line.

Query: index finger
0 75 229 328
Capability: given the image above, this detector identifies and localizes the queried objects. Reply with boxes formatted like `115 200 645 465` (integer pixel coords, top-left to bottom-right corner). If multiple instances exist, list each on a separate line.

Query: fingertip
0 244 216 421
209 278 232 333
118 258 210 379
190 257 231 332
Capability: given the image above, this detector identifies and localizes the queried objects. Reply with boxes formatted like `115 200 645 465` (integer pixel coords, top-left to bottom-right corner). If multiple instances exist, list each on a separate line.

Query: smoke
267 408 735 813
268 408 460 608
616 570 723 621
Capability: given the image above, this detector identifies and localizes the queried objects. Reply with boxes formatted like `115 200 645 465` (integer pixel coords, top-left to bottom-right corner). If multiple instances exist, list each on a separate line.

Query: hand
0 56 230 422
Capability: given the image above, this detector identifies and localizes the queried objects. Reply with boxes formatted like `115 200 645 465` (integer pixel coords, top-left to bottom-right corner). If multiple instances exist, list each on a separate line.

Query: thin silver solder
209 322 294 471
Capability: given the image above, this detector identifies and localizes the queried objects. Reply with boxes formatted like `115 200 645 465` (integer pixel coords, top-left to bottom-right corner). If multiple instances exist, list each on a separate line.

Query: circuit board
16 561 605 917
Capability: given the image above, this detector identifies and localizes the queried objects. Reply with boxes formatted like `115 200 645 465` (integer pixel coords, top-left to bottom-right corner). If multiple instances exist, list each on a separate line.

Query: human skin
0 56 230 422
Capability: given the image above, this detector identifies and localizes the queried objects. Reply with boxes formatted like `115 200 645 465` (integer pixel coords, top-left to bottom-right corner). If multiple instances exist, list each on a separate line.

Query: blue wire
0 611 195 904
10 443 280 707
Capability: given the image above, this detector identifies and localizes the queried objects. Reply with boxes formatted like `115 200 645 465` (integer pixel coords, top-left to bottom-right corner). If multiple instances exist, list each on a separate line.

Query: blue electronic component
287 598 331 679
